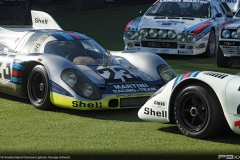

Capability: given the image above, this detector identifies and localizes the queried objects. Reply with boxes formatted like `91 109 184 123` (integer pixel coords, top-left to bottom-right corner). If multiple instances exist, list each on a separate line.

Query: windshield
145 1 210 18
235 9 240 17
44 39 118 66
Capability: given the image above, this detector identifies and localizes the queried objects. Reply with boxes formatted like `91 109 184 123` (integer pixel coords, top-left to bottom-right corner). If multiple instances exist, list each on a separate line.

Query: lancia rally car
123 0 232 57
217 8 240 68
138 71 240 139
0 10 176 110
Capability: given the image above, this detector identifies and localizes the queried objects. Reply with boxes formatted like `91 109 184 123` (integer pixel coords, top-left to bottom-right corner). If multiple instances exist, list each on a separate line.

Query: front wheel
174 83 227 139
203 30 216 58
217 45 233 68
27 65 54 110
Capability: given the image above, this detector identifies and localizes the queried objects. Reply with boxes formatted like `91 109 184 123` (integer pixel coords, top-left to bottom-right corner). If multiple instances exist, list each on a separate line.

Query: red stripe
234 120 240 127
183 72 191 79
193 22 212 34
125 19 135 31
66 31 82 40
12 70 23 77
222 21 233 29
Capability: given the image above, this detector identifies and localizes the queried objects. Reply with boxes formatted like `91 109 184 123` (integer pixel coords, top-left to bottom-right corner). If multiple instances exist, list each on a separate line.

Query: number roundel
96 66 139 82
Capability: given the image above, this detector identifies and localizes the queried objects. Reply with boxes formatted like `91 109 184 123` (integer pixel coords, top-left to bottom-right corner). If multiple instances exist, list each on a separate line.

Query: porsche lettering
72 101 102 108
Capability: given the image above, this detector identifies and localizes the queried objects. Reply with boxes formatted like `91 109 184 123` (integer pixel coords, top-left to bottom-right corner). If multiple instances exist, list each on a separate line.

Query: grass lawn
1 3 240 160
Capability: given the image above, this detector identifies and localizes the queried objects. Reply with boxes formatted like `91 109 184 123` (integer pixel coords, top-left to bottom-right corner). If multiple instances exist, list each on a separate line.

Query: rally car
138 71 240 139
217 8 240 68
123 0 232 57
0 10 176 110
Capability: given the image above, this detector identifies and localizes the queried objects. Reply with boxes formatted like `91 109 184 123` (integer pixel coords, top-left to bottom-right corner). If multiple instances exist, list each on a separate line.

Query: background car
217 8 240 68
138 71 240 139
0 10 176 111
123 0 232 57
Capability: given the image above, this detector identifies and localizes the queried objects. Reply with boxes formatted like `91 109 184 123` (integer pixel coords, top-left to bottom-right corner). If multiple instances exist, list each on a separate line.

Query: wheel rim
179 93 209 132
209 33 216 56
30 72 47 104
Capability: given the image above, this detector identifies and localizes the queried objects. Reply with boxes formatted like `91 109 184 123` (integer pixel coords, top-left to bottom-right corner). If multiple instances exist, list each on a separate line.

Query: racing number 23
97 67 138 82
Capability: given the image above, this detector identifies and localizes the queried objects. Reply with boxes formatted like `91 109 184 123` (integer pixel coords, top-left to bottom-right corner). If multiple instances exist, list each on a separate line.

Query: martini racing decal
124 17 141 31
112 83 157 93
50 80 73 97
10 59 26 84
97 66 139 83
172 71 201 89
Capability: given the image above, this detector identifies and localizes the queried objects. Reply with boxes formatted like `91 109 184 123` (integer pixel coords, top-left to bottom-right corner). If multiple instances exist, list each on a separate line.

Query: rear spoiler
31 10 62 30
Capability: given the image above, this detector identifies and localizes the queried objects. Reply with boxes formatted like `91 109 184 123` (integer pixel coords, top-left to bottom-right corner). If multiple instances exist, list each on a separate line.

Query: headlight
187 34 196 43
237 28 240 38
61 69 101 100
139 28 148 38
134 32 143 41
231 31 238 39
82 83 94 97
149 84 166 100
157 64 176 83
149 29 158 38
177 33 186 43
168 30 176 39
222 30 230 38
126 31 136 40
158 30 167 38
62 71 77 87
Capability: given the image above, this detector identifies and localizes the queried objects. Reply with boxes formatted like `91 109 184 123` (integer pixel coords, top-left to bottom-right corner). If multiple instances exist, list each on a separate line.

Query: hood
222 19 240 29
125 16 214 34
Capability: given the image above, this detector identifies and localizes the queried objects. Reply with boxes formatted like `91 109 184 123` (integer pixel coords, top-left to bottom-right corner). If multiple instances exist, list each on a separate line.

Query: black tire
203 30 216 58
174 83 227 139
27 65 54 110
216 45 233 68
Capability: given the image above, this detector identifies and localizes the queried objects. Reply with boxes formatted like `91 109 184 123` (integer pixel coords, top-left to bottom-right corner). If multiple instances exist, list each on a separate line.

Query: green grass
1 4 240 160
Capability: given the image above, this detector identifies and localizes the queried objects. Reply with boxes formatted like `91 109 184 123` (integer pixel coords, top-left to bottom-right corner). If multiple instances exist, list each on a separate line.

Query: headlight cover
139 28 148 38
168 30 177 39
222 30 230 38
157 64 177 83
177 33 186 43
61 69 101 100
231 31 238 39
158 30 167 38
187 34 196 43
149 29 158 38
126 31 136 40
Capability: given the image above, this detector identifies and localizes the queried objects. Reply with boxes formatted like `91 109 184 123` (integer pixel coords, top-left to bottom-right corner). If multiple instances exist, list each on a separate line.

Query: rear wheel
27 65 54 110
203 30 216 58
217 45 233 68
174 83 227 139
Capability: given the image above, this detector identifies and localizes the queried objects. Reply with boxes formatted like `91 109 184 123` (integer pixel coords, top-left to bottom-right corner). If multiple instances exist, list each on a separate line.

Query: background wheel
27 65 54 110
203 30 216 58
217 45 233 68
174 83 228 139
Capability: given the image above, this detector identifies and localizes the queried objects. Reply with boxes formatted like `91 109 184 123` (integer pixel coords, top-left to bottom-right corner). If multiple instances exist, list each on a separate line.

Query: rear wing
31 10 62 30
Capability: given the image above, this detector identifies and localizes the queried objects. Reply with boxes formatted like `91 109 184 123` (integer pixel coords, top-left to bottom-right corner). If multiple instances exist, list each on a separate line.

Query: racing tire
174 83 227 139
203 30 216 58
27 65 54 110
216 45 233 68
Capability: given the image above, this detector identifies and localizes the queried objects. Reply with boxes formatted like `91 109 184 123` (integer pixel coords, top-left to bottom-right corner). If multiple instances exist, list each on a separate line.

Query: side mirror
215 13 222 18
140 10 145 15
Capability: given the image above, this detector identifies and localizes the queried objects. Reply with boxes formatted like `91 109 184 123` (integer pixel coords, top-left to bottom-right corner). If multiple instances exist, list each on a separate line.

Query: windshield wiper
103 49 113 66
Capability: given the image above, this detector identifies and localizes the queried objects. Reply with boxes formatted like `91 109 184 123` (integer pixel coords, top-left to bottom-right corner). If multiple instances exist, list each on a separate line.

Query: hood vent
202 72 228 79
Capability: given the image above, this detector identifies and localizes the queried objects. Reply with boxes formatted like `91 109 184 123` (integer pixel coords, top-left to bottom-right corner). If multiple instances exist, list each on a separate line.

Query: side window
221 2 231 12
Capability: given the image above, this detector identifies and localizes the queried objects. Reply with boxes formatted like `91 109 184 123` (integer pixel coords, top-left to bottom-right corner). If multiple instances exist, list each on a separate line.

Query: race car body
0 10 176 110
217 8 240 68
138 71 240 138
123 0 232 57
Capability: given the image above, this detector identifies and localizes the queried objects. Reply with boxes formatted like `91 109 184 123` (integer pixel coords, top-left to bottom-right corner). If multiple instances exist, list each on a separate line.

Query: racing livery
217 8 240 68
123 0 232 57
138 71 240 138
0 10 176 110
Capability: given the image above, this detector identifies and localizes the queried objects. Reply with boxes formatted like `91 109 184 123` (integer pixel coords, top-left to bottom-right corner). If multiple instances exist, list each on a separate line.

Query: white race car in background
138 71 240 139
123 0 232 57
217 8 240 68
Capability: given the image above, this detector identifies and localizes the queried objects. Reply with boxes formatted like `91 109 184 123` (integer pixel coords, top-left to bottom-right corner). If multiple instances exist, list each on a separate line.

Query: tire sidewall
27 65 52 110
205 30 216 58
174 85 217 138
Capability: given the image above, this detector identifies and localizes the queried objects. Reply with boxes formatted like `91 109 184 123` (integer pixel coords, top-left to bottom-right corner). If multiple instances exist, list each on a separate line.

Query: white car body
123 0 231 57
138 71 240 138
217 8 240 67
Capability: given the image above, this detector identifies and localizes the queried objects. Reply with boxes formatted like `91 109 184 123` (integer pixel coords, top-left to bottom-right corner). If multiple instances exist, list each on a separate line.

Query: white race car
123 0 232 57
217 8 240 68
138 71 240 139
